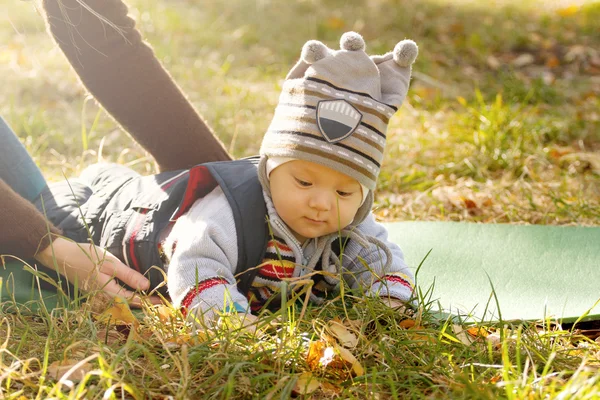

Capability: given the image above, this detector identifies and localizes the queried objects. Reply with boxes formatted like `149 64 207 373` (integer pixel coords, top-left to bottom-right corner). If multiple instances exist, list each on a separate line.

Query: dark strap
204 157 268 294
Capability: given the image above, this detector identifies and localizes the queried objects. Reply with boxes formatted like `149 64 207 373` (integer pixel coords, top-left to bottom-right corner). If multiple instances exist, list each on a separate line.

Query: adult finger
129 294 163 308
98 278 163 307
98 256 151 291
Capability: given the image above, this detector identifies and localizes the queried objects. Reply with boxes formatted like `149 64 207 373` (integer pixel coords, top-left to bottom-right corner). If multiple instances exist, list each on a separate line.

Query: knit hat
259 31 417 224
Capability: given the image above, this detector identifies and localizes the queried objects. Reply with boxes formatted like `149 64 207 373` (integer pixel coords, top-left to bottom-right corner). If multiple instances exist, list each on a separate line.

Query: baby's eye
294 178 312 187
336 190 354 197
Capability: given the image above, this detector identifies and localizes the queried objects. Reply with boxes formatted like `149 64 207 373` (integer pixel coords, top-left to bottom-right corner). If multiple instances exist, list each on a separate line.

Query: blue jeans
0 116 47 202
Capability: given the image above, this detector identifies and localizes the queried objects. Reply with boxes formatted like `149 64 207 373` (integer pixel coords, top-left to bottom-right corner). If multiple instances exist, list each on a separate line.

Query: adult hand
35 237 161 307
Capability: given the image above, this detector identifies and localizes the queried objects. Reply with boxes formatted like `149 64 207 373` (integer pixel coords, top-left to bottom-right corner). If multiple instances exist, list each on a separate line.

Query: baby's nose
308 192 332 211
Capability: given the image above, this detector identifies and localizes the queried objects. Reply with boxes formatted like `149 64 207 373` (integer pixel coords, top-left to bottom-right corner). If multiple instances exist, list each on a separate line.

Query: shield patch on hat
316 100 363 143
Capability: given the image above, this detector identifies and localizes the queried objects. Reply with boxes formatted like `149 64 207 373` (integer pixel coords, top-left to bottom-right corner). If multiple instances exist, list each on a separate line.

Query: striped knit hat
259 32 418 222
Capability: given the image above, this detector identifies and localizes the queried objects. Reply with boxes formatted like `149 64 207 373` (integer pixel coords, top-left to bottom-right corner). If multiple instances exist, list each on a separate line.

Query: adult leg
42 0 232 171
0 117 47 202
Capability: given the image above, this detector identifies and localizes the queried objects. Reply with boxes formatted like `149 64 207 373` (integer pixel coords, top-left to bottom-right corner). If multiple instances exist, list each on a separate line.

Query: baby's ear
286 40 333 79
371 39 418 108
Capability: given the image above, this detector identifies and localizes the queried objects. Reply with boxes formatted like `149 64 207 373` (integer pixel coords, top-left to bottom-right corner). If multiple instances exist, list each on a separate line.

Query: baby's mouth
305 217 326 223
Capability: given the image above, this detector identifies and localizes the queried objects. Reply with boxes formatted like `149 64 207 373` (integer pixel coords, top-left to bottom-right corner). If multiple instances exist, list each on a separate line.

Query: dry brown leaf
452 325 474 346
293 372 321 395
545 54 561 68
95 328 126 345
96 298 139 327
461 197 478 209
486 332 502 348
306 340 364 377
399 319 416 329
560 152 600 174
512 53 535 68
329 318 359 348
320 380 343 396
47 359 93 382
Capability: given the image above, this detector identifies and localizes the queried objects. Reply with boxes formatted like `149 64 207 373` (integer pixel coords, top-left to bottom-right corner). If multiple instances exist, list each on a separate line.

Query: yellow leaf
97 298 139 327
326 17 345 30
156 304 175 324
47 359 93 382
293 372 320 395
337 346 364 377
457 96 467 106
467 326 490 338
329 318 358 348
557 5 579 16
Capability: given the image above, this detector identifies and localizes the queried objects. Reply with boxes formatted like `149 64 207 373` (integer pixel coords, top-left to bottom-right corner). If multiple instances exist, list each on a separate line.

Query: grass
1 0 600 398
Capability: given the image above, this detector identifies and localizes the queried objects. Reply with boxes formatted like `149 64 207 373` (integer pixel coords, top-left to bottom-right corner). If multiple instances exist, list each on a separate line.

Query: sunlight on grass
0 0 599 397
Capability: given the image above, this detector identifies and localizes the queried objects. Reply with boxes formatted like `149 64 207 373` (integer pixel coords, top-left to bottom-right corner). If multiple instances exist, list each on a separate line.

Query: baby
160 32 419 321
29 32 418 324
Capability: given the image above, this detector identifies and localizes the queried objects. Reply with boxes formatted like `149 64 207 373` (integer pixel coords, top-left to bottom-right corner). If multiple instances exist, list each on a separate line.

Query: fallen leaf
461 197 478 209
320 380 343 396
486 332 502 348
96 298 139 327
156 305 175 324
47 359 93 382
326 17 345 30
399 319 416 329
95 328 126 345
306 340 364 377
486 56 501 70
467 327 490 338
559 152 600 174
293 372 320 395
452 325 474 346
557 5 579 17
337 346 365 377
329 318 359 348
512 54 535 68
545 54 560 68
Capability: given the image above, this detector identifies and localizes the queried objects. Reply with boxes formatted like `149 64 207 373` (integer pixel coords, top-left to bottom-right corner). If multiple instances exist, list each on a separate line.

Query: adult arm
41 0 232 171
0 179 158 304
0 178 61 259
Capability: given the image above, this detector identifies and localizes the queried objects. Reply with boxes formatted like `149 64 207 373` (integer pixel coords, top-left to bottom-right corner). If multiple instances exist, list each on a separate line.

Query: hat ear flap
372 40 418 108
286 40 333 79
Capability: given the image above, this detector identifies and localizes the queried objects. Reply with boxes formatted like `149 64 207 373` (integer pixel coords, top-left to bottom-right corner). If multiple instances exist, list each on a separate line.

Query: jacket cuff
178 278 249 322
368 273 414 302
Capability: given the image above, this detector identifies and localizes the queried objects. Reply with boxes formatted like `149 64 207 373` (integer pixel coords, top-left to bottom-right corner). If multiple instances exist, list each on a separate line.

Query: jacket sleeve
41 0 231 171
0 179 61 259
342 213 415 302
163 187 248 323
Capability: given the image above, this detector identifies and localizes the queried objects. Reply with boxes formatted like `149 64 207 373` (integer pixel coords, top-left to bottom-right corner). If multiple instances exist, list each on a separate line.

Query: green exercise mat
3 222 599 323
383 222 600 323
0 259 72 312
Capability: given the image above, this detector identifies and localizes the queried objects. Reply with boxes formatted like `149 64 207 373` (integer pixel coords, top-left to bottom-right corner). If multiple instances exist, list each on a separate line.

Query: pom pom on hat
301 40 330 64
393 39 418 67
340 31 365 51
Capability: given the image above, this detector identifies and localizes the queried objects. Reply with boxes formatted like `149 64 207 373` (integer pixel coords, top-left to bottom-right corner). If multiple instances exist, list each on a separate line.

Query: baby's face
269 160 363 243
